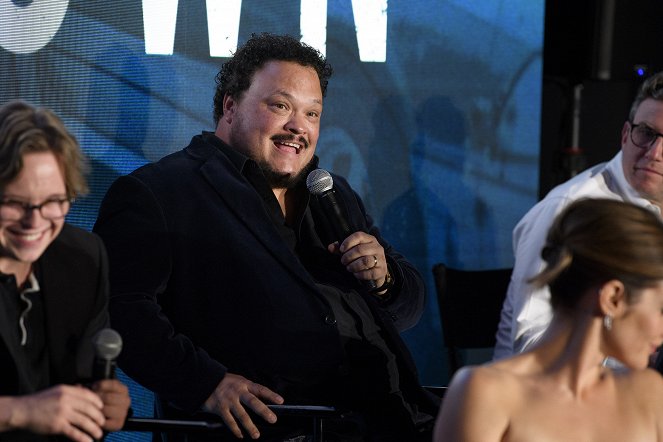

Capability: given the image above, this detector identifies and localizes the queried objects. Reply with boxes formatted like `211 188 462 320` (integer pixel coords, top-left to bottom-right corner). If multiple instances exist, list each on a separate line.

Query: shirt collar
0 270 40 293
201 130 320 182
202 131 248 172
23 272 40 294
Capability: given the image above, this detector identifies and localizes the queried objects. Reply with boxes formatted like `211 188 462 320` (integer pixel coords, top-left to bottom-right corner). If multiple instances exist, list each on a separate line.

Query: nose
284 112 306 135
19 206 43 226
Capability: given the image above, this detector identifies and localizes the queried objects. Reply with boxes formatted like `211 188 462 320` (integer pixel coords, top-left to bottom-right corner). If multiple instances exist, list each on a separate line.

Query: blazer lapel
198 152 320 292
37 239 85 385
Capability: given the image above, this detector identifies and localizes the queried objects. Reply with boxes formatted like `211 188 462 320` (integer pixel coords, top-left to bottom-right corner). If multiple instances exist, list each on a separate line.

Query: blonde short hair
0 100 88 198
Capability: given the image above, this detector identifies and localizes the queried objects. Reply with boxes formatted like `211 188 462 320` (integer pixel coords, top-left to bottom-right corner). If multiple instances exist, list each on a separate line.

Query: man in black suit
94 33 437 441
0 100 130 441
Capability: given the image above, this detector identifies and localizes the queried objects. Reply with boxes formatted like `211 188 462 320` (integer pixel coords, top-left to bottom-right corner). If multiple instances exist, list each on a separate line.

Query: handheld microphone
93 328 123 380
306 169 352 241
306 169 377 291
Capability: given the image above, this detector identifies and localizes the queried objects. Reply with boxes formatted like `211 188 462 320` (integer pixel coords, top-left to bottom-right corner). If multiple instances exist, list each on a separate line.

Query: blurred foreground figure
435 198 663 441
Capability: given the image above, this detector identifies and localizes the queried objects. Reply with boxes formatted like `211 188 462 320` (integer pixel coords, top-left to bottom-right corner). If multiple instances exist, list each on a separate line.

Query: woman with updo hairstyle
434 198 663 442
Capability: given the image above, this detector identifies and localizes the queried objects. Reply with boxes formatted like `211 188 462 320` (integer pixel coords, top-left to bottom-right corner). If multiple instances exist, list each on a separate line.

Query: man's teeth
281 142 300 150
18 232 42 241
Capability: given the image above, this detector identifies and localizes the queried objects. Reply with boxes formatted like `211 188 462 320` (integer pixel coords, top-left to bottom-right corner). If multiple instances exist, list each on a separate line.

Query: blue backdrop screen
1 0 543 436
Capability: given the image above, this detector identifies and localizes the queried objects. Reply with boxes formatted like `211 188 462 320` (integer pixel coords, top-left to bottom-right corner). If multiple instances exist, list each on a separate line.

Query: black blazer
0 224 110 440
95 134 435 415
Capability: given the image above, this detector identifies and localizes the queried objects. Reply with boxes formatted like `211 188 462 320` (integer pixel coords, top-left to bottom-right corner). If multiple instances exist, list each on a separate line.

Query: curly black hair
212 33 333 124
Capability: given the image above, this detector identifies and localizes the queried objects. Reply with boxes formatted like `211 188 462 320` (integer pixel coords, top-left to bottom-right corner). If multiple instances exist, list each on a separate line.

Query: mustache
271 134 309 149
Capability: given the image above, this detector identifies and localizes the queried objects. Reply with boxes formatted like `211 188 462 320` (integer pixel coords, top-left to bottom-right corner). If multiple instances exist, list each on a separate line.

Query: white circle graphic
0 0 69 54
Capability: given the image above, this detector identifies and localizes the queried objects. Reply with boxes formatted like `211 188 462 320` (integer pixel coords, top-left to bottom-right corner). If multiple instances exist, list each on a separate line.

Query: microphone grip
91 358 116 442
316 190 378 292
93 358 117 380
318 189 352 242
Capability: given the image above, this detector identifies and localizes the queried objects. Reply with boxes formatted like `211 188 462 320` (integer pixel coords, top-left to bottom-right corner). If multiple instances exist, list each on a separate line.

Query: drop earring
603 314 613 331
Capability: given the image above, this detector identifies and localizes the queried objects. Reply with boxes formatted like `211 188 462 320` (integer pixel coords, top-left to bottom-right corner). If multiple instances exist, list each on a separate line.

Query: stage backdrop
1 0 543 437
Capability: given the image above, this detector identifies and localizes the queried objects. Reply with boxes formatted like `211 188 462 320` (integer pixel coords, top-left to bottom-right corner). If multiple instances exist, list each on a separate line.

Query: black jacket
94 133 436 421
0 224 110 441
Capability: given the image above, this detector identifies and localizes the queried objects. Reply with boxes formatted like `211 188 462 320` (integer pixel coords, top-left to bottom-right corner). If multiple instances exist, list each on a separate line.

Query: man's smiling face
220 60 323 189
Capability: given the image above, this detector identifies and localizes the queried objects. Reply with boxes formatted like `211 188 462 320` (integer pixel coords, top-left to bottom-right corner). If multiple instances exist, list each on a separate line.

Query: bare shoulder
448 363 522 402
619 368 663 398
608 367 663 425
618 368 663 386
451 364 509 386
435 364 520 442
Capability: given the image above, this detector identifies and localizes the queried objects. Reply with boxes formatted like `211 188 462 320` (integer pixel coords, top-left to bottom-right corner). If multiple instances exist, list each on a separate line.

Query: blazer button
324 314 337 325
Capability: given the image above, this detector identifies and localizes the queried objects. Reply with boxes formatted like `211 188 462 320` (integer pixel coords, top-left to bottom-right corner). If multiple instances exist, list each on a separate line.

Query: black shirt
0 272 49 395
0 272 58 442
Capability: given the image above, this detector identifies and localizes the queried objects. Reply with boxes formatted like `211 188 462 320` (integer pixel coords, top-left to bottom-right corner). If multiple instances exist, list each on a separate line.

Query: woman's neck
529 312 610 396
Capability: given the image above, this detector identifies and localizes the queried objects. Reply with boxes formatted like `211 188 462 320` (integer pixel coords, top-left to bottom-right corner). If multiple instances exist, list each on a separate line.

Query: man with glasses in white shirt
494 71 663 360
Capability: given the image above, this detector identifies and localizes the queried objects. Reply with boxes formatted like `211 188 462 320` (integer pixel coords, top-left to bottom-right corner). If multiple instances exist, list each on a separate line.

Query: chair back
432 263 512 375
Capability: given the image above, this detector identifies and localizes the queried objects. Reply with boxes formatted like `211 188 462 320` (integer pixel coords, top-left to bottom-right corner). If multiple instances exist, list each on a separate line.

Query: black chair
120 405 354 442
121 394 447 440
432 263 512 375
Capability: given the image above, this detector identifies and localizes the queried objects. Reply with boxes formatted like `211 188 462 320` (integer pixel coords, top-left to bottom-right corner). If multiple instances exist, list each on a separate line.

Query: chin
14 238 53 263
16 250 47 264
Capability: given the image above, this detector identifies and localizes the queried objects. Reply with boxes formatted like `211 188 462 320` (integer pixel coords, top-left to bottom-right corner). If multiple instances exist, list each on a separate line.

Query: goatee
259 157 317 189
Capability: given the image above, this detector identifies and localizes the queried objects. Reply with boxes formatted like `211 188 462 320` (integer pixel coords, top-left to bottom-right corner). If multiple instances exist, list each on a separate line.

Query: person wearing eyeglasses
494 71 663 360
0 100 130 442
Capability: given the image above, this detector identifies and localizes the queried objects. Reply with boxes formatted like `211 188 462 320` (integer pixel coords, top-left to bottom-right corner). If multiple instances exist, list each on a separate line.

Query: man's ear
222 93 236 123
621 121 631 148
598 279 627 318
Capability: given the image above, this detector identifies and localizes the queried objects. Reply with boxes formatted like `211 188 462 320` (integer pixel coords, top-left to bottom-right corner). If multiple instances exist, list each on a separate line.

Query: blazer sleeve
93 175 226 412
74 232 111 381
332 175 426 332
37 225 111 384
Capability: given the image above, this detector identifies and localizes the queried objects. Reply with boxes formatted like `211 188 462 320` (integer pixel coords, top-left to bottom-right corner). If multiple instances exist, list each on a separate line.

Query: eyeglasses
629 122 663 149
0 197 72 221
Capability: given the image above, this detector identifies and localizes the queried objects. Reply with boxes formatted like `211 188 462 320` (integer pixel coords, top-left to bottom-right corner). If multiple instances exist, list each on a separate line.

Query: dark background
540 0 663 197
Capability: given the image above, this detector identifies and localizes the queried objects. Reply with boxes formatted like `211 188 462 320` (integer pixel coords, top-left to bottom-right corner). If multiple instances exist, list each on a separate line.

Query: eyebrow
1 193 68 201
634 122 663 134
272 90 323 106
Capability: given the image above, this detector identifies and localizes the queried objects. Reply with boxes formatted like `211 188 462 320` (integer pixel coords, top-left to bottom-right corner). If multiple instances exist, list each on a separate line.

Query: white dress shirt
493 151 660 359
